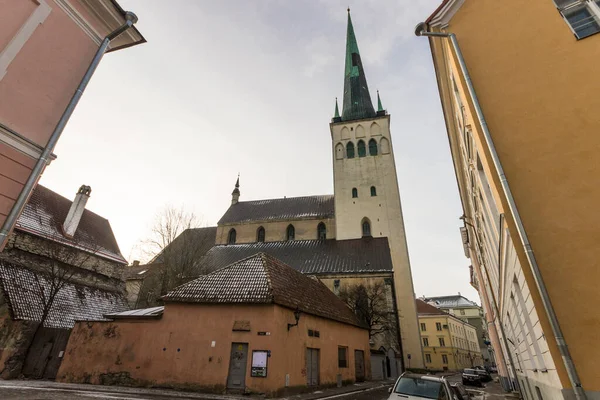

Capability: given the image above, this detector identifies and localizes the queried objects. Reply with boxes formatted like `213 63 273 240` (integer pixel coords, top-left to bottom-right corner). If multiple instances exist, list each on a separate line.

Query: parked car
388 373 453 400
451 382 472 400
473 368 492 382
488 365 498 373
462 369 483 387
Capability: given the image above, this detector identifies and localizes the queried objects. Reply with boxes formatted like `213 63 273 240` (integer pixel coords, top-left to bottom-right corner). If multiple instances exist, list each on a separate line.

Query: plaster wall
216 218 336 245
57 303 370 395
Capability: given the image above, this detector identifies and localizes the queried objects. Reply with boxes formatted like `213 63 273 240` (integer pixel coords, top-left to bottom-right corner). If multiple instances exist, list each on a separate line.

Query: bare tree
339 281 394 339
143 205 205 298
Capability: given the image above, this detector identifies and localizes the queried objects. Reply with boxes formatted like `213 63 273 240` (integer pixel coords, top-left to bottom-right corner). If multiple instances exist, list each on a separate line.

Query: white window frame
555 0 600 39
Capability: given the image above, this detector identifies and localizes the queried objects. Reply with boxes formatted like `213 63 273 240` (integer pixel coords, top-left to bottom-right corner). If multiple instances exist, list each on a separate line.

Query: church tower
330 11 424 368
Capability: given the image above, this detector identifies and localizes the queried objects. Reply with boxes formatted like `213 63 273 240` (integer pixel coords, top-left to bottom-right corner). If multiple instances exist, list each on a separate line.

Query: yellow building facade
417 300 481 372
418 1 600 399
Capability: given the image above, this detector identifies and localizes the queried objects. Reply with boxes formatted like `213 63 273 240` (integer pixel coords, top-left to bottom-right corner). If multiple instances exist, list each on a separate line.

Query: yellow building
417 299 482 372
416 1 600 399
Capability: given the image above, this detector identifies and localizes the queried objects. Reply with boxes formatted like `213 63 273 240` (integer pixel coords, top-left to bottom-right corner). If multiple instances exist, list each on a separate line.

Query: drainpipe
0 12 139 249
415 23 587 400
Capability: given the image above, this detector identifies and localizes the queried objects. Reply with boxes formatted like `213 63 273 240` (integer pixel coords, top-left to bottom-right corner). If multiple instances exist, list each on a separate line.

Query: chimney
132 260 140 267
63 185 91 238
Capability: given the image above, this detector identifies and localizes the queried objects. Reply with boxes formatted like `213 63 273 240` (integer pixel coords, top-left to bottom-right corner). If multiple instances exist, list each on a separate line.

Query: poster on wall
251 350 268 377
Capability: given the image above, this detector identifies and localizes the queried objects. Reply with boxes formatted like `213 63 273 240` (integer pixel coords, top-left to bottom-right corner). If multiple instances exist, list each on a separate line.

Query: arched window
317 222 326 240
361 218 371 237
370 186 377 196
369 139 378 156
357 140 366 157
257 226 265 242
352 188 358 198
335 142 344 160
228 228 236 245
346 142 355 158
286 224 295 241
380 137 390 154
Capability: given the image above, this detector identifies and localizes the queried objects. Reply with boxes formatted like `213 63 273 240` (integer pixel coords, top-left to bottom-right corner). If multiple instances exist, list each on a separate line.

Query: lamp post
287 308 301 331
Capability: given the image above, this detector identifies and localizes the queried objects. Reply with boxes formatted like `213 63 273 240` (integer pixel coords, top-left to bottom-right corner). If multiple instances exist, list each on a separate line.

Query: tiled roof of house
14 185 126 264
151 226 217 263
416 299 448 316
218 195 334 225
164 253 366 329
424 295 479 309
193 237 393 276
123 263 161 280
0 260 128 329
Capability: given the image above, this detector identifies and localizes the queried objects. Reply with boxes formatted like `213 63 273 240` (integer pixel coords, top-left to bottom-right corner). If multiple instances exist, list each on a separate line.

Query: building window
352 188 358 198
370 186 377 196
333 279 340 295
357 140 366 157
423 338 429 346
425 354 432 363
368 139 378 156
420 323 426 331
442 354 448 364
338 347 348 368
317 222 326 240
535 386 544 400
227 228 236 245
286 224 295 241
460 309 465 315
361 218 371 237
257 226 265 242
346 141 355 158
555 0 600 39
436 322 442 331
439 338 446 347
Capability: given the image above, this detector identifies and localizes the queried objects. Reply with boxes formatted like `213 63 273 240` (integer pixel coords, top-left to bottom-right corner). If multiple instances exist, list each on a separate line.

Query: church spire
333 97 341 122
231 175 240 205
341 9 376 122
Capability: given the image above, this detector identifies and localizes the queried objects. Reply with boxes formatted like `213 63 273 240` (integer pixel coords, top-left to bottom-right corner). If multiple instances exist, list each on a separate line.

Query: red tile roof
416 299 449 316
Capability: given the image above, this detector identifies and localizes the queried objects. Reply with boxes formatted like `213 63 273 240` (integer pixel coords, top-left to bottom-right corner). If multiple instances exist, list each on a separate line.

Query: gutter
414 23 587 400
0 12 140 250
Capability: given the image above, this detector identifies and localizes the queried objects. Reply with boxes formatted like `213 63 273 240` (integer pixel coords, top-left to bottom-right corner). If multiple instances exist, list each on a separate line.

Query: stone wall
0 300 38 379
216 218 336 245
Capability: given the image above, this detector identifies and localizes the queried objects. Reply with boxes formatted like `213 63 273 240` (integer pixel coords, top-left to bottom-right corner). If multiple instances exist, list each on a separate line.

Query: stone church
130 11 424 377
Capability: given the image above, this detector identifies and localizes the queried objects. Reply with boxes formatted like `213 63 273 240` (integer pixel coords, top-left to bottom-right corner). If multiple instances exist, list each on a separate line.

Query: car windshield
464 369 477 374
394 377 446 399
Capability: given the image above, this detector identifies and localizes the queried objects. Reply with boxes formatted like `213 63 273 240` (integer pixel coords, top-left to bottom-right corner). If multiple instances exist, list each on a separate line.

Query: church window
380 137 390 154
317 222 326 240
352 188 358 198
346 141 355 158
257 226 265 242
361 218 371 237
228 228 236 245
335 142 344 160
369 139 378 156
370 186 377 197
286 224 295 241
357 140 366 157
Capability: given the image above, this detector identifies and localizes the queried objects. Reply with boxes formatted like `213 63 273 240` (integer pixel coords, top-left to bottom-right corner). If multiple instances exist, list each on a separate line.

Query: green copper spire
377 90 383 112
334 98 340 118
341 9 376 121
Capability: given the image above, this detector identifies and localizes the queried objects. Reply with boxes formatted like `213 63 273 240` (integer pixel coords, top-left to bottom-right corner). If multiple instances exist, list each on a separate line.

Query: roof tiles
164 253 366 328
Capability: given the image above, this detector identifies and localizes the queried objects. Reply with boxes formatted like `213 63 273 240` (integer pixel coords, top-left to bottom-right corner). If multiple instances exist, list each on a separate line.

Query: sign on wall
251 350 269 377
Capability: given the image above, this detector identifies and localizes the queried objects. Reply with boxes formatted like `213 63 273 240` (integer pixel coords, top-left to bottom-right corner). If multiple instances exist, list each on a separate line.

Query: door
227 343 248 390
354 350 365 382
22 327 71 379
306 348 320 386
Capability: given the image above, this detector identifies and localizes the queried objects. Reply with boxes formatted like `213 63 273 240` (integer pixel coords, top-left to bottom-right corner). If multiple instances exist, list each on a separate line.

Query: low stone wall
0 303 38 379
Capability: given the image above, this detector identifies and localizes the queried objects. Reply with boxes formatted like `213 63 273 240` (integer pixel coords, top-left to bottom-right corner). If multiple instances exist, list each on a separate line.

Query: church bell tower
330 10 424 369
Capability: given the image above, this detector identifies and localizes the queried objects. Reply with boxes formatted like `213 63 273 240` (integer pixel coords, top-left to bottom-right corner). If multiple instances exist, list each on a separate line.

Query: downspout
415 23 587 399
0 12 140 249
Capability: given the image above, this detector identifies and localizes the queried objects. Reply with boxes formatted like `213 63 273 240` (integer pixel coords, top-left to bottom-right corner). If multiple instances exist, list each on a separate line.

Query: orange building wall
0 142 36 230
57 303 370 395
433 0 600 391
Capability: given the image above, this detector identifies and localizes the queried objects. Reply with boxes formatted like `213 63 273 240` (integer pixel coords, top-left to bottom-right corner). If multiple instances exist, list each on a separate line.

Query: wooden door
306 348 320 386
354 350 365 382
227 343 248 390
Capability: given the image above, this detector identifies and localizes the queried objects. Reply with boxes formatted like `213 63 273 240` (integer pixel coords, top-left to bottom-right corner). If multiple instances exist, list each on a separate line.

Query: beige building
417 1 600 398
416 300 482 372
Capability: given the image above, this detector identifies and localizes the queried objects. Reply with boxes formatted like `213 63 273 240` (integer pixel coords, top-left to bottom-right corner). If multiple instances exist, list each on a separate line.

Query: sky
40 0 479 301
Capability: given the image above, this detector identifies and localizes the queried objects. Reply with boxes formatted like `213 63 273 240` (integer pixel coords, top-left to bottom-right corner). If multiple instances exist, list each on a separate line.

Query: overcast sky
40 0 479 301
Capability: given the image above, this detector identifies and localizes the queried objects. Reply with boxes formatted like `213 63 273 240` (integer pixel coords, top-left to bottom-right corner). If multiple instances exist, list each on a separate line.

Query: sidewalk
0 379 393 399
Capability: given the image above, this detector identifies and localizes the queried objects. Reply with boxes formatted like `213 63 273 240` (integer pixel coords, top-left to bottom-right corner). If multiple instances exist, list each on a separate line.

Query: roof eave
426 0 465 27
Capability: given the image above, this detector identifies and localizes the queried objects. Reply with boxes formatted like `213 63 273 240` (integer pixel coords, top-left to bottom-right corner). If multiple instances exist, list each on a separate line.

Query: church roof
341 11 376 122
193 237 393 275
423 295 480 309
164 253 366 328
218 195 334 225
